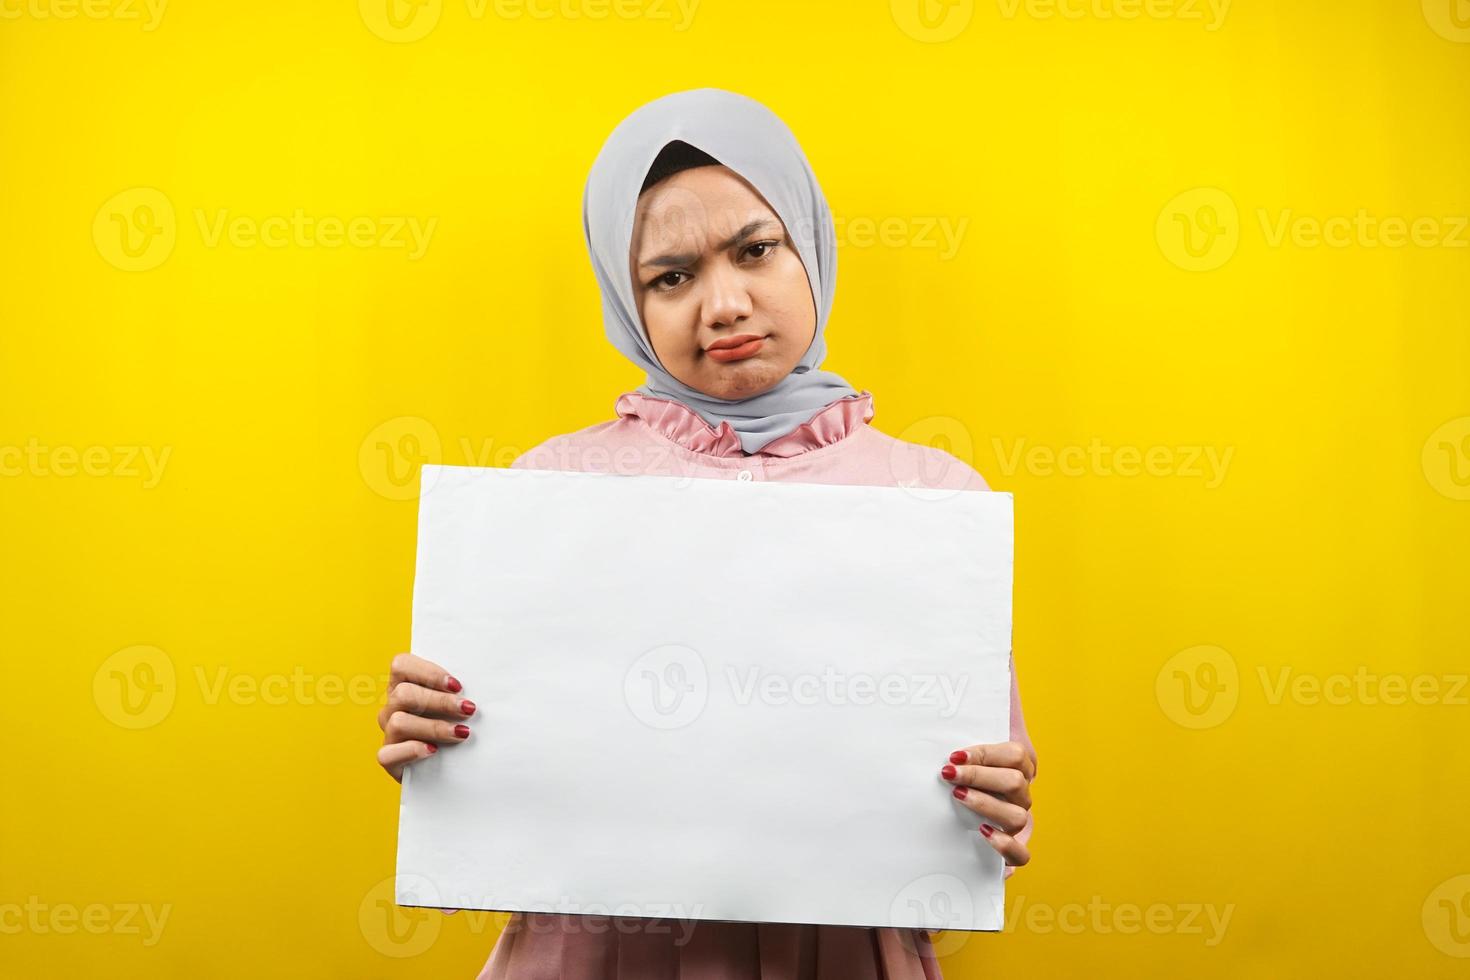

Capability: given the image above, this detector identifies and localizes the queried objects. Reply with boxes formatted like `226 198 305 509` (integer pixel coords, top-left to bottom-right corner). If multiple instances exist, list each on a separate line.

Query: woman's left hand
940 741 1036 867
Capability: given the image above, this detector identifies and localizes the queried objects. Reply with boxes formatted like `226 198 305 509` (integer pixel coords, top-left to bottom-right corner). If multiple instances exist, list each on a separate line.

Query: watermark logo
624 644 709 730
0 440 171 487
1257 665 1467 707
1422 0 1470 43
0 0 167 29
727 665 970 718
359 873 442 957
1424 874 1470 957
1158 646 1465 724
891 873 987 956
889 415 977 501
1002 894 1233 943
833 214 970 259
93 187 176 272
93 188 437 270
890 0 975 42
1422 416 1470 501
1257 209 1469 249
1160 188 1470 269
359 0 443 41
93 645 176 730
1156 645 1238 729
624 646 973 729
360 0 698 41
1157 187 1239 272
995 0 1230 30
992 436 1233 487
95 645 392 728
359 416 443 501
0 898 171 946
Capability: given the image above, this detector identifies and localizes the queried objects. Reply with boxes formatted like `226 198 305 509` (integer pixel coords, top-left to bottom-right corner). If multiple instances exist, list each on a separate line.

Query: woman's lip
705 338 765 363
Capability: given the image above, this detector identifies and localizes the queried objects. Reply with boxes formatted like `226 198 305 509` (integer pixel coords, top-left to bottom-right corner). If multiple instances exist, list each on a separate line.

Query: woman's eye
745 240 780 261
652 271 687 290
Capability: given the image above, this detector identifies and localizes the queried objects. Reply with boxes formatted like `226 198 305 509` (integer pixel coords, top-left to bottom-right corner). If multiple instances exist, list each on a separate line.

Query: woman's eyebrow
638 218 779 270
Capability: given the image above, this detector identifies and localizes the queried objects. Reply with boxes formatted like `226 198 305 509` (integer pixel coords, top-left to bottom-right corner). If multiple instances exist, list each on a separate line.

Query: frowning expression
630 165 817 401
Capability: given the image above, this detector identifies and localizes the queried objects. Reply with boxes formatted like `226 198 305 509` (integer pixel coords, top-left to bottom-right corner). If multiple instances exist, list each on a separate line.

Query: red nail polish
454 724 470 739
949 750 967 765
940 764 957 780
979 824 995 838
425 743 438 754
461 699 477 716
446 676 463 693
952 786 968 800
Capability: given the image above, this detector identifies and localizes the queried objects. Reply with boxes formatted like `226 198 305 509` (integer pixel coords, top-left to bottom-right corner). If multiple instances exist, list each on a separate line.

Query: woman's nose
699 259 754 328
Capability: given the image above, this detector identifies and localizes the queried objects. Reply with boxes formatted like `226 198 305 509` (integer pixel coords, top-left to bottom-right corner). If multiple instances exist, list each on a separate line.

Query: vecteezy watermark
93 645 391 730
893 880 1234 958
884 414 980 502
359 416 445 501
497 898 704 947
0 898 172 946
727 665 971 717
997 894 1233 944
0 439 171 488
357 416 714 501
192 665 388 707
623 644 973 729
992 436 1234 488
832 214 971 260
357 0 699 42
995 0 1230 30
1422 416 1470 501
890 0 1229 42
623 644 709 729
0 0 167 29
1156 187 1240 271
1156 645 1239 729
1156 644 1469 729
92 187 436 271
358 873 704 958
1256 209 1470 250
1423 874 1470 957
1157 187 1470 271
93 645 177 729
889 0 975 42
1421 0 1470 43
1257 665 1468 708
360 873 443 958
890 873 1000 956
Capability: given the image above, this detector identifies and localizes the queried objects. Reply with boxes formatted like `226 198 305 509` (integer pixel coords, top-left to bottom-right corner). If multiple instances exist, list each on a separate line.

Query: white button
737 470 754 482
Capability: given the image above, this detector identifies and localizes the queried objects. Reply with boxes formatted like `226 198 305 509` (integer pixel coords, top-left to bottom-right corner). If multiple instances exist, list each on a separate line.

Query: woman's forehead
631 168 782 254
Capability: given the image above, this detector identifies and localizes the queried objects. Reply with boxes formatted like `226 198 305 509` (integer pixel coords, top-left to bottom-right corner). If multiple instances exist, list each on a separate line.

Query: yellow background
3 0 1469 976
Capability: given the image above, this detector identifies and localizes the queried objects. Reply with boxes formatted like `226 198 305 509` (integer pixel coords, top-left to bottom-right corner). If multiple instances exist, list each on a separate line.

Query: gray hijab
582 88 861 455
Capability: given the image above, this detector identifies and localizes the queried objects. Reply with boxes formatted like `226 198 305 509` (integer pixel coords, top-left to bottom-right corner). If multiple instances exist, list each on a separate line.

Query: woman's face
629 165 817 401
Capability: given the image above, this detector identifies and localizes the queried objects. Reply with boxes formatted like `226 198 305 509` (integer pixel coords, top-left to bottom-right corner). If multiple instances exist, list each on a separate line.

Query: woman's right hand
376 652 476 782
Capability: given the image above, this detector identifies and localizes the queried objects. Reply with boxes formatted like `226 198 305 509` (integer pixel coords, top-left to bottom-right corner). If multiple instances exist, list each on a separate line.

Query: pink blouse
470 389 1035 980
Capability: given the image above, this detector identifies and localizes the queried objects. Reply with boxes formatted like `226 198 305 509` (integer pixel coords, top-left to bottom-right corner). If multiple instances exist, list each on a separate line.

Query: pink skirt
477 913 945 980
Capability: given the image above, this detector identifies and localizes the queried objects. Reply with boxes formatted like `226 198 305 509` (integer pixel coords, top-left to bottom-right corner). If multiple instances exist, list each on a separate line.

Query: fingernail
940 764 957 780
425 743 438 755
979 824 995 838
949 750 967 764
952 786 968 800
460 699 477 716
446 676 463 693
454 724 470 739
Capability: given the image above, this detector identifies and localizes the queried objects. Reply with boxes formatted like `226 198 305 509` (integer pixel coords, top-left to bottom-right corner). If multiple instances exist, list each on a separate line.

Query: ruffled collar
613 390 876 459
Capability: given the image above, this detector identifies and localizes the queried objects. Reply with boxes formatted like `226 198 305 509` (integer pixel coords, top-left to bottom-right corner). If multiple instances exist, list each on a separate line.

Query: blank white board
396 464 1013 931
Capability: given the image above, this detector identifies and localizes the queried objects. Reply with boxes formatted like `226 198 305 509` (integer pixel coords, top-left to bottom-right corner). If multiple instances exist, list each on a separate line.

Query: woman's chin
699 362 785 400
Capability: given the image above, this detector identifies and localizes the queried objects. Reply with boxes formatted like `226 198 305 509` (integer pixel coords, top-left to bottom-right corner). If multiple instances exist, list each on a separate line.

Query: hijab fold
582 88 860 455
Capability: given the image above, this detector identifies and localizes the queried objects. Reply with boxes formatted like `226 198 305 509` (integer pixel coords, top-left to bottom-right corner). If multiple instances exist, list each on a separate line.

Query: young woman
375 88 1038 980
